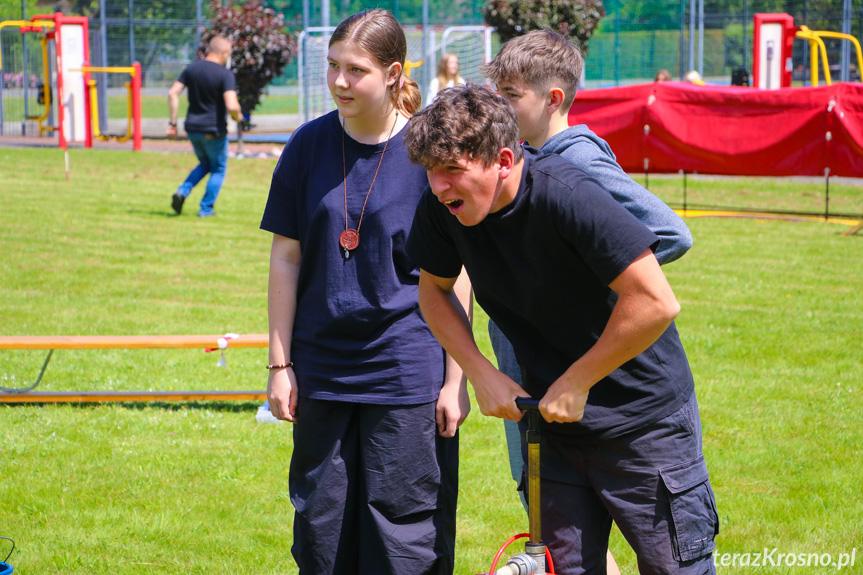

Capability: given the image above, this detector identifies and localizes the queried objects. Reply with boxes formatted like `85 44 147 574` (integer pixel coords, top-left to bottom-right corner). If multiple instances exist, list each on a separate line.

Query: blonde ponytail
395 75 421 116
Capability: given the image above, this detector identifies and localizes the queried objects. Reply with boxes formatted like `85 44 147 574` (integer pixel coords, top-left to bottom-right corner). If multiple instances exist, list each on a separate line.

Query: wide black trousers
289 397 458 575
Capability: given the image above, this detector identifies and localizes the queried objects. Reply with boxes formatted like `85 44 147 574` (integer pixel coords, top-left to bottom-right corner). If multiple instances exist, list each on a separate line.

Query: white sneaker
256 401 284 424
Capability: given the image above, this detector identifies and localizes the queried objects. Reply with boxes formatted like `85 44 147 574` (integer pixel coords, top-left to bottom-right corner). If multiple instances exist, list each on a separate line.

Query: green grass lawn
0 147 861 574
638 173 863 219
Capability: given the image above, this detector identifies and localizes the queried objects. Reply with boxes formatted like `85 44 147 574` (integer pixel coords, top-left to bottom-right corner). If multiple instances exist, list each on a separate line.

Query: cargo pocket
659 454 719 562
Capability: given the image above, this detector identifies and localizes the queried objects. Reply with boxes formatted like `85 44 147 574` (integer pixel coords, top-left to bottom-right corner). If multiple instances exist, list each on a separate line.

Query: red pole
132 62 142 152
83 59 92 148
80 16 92 148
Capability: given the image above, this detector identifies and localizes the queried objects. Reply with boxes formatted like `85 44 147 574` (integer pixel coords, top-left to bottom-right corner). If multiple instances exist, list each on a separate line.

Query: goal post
298 25 495 124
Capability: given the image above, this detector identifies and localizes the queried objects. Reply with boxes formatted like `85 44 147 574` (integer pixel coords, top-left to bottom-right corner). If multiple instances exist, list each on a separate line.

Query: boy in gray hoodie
481 30 691 263
480 30 694 572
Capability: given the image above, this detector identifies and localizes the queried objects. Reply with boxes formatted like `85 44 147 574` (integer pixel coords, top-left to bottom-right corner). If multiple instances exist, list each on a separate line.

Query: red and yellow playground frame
754 13 863 89
0 13 141 151
76 63 142 150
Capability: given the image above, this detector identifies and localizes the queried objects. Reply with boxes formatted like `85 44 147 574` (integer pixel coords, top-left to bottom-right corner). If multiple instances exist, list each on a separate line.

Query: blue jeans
177 132 228 216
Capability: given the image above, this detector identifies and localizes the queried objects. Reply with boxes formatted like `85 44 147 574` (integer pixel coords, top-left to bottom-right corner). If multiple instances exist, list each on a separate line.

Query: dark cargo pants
521 392 719 575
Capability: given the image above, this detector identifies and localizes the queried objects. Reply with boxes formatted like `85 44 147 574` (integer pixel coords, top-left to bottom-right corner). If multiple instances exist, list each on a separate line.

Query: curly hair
405 85 523 170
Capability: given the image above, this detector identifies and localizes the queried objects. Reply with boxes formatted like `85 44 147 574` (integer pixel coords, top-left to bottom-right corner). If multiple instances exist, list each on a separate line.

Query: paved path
0 113 299 157
0 132 287 158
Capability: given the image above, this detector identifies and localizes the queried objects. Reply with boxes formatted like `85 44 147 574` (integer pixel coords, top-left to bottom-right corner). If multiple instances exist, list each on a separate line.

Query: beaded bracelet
266 361 294 370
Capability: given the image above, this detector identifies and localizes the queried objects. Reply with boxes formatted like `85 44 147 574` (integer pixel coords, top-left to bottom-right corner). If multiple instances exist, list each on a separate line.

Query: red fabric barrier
569 82 863 177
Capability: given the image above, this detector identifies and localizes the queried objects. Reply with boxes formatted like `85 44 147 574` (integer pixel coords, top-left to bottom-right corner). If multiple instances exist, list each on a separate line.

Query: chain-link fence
585 0 862 87
1 0 861 131
0 26 51 136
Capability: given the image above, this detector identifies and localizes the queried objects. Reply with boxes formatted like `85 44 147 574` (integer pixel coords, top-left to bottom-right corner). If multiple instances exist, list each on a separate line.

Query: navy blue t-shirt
261 111 445 404
178 60 236 136
407 148 695 438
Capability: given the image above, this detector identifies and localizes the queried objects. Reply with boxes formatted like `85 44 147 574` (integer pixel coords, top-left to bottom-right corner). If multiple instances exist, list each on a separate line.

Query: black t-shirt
178 60 236 136
407 148 695 438
260 111 445 404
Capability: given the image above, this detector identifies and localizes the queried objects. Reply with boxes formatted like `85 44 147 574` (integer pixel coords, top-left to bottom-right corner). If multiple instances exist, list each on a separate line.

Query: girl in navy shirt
260 9 470 574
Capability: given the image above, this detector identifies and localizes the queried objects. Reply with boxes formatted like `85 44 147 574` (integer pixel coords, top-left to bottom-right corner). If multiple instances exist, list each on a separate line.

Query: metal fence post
196 0 202 48
743 0 748 74
302 0 309 121
688 0 695 73
22 22 28 135
697 0 703 76
614 7 620 86
422 0 429 100
99 0 108 133
129 0 136 66
803 0 809 85
679 0 686 79
841 0 851 82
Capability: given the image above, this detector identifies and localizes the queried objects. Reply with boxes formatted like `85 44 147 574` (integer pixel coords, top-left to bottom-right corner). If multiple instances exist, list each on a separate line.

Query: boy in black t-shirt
405 85 718 575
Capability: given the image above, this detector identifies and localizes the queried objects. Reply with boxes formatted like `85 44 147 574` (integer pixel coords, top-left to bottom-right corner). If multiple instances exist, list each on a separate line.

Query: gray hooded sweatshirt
541 124 692 264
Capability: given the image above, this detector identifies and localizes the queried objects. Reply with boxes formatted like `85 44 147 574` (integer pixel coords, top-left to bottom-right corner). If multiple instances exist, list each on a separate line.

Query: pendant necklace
340 112 398 259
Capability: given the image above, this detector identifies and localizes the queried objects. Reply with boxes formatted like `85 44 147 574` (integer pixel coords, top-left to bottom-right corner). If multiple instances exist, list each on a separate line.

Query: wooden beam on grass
0 334 270 399
0 390 267 403
0 334 268 350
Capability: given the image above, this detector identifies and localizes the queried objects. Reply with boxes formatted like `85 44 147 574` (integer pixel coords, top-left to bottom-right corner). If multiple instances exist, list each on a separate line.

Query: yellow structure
0 20 58 136
77 66 138 142
796 25 863 87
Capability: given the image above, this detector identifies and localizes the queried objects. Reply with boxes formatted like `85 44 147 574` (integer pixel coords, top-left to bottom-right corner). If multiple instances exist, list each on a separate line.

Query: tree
0 0 38 19
484 0 605 50
200 0 297 123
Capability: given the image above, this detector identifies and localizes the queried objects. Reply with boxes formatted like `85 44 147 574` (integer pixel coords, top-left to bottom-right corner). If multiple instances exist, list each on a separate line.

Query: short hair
208 36 232 56
405 84 523 171
480 30 583 109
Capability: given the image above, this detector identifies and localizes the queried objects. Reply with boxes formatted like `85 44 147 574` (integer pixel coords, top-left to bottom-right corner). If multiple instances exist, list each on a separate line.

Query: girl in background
425 52 465 104
261 9 470 575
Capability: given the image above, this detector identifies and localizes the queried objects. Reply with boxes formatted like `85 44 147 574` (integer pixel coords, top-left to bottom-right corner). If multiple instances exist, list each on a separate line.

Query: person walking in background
261 9 470 574
425 52 465 105
167 36 241 217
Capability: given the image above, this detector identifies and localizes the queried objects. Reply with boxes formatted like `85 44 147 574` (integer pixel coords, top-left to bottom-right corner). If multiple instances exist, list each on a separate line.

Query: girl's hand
436 378 470 437
267 367 298 422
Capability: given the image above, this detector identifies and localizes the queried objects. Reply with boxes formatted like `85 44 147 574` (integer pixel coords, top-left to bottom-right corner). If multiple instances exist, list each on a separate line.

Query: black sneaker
171 192 185 215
